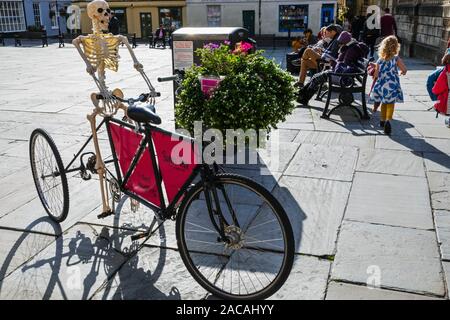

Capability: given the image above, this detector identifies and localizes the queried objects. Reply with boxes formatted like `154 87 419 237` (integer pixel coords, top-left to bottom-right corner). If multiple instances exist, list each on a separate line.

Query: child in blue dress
369 36 407 135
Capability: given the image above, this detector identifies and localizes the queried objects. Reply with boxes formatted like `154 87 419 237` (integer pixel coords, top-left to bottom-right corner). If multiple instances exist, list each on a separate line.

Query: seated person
296 25 341 87
297 31 369 105
153 24 166 47
292 29 316 53
292 36 303 52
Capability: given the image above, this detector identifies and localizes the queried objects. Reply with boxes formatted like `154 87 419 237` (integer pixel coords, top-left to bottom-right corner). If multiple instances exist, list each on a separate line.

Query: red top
380 14 397 37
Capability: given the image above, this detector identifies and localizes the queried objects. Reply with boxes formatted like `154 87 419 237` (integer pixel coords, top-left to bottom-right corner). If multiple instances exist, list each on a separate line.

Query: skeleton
72 0 157 216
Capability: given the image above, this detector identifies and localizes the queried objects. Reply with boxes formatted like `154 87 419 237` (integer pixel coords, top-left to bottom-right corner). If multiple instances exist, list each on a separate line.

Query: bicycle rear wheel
176 173 294 300
29 128 69 223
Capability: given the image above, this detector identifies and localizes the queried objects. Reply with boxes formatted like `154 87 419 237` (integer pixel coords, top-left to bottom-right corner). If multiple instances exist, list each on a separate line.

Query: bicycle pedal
97 210 114 219
131 232 150 241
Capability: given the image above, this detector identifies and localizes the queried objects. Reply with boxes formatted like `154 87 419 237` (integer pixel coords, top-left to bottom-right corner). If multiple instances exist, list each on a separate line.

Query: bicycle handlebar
157 75 179 82
96 92 161 105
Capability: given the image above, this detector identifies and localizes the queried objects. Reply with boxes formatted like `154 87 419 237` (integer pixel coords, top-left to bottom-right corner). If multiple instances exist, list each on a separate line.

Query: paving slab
270 129 300 142
294 131 375 149
272 176 351 256
424 138 450 154
428 172 450 211
443 262 450 299
269 255 331 300
424 152 450 173
0 223 127 299
397 111 445 125
415 124 450 139
326 282 439 300
254 141 300 174
92 246 211 300
375 135 442 153
285 143 358 182
0 178 100 235
0 224 57 282
345 172 433 229
282 108 313 123
357 149 425 177
435 210 450 261
331 220 445 296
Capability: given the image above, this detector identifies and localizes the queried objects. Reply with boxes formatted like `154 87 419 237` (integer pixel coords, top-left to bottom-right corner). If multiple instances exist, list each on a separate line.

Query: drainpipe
258 0 261 36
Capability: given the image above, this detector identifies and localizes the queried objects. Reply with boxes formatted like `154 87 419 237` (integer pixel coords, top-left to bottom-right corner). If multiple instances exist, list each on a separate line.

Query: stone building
72 0 187 39
343 0 392 16
0 0 71 36
392 0 450 64
185 0 338 37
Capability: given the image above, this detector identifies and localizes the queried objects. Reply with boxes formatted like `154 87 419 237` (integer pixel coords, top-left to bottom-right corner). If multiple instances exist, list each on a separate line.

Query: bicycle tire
29 128 69 223
176 173 294 300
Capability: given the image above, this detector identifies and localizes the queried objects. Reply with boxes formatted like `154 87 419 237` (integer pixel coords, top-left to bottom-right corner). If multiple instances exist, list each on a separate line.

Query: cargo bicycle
29 0 294 298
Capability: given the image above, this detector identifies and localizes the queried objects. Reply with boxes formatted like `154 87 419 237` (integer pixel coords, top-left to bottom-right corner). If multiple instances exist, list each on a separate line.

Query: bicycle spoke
179 175 293 299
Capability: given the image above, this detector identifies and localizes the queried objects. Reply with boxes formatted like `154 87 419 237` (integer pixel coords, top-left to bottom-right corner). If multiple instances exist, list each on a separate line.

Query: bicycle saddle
127 104 161 125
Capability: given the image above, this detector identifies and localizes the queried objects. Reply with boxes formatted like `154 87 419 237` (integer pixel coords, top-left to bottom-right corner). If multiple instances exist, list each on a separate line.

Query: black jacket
155 28 166 38
109 16 120 35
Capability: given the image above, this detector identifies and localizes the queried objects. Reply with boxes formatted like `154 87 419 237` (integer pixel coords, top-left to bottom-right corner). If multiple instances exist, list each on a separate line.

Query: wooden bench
58 33 80 48
120 33 137 48
0 31 48 47
316 58 370 120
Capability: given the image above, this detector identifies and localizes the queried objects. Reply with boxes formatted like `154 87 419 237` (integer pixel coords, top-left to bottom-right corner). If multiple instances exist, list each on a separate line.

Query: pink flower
203 42 220 50
232 41 253 55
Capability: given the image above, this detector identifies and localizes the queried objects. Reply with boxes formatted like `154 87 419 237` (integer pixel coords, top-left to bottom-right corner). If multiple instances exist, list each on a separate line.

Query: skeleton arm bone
117 35 156 96
73 36 97 75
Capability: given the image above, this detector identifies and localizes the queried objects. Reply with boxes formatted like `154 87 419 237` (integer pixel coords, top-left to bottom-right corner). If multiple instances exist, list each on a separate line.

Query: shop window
279 5 308 33
207 5 221 27
159 7 182 30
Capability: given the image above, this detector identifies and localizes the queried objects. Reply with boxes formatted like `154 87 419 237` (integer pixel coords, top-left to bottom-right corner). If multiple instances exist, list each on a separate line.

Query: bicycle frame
63 116 202 221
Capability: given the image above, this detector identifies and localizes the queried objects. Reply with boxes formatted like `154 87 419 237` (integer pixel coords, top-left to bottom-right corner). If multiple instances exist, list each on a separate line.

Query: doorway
113 8 128 34
140 12 152 39
242 10 255 36
321 4 335 27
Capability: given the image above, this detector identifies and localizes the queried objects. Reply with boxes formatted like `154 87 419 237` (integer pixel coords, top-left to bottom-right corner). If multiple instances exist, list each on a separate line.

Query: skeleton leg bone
87 110 112 215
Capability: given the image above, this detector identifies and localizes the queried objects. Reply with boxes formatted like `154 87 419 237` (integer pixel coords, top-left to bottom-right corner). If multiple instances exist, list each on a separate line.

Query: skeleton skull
87 0 111 32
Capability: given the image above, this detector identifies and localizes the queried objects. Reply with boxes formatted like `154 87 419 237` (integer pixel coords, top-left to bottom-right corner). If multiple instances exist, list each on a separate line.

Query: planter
175 42 296 139
199 75 224 98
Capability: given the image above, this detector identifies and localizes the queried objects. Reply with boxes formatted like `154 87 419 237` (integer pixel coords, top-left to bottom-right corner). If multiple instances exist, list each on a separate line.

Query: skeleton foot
97 210 114 219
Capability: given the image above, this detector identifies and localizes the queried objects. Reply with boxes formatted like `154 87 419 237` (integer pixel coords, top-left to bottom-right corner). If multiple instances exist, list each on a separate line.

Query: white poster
173 41 194 70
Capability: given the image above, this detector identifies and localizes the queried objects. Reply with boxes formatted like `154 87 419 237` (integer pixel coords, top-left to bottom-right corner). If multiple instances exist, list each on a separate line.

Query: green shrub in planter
175 42 296 140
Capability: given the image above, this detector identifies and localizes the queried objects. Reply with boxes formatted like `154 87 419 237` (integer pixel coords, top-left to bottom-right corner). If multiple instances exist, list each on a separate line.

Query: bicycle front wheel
176 173 294 300
29 128 69 223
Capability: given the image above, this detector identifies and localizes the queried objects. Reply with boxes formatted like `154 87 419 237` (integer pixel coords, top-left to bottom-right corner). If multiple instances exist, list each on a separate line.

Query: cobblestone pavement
0 43 449 300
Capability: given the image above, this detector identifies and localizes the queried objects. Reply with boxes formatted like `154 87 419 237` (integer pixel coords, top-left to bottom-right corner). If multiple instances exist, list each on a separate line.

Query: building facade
186 0 338 37
392 0 450 64
0 0 70 36
343 0 392 16
72 0 186 39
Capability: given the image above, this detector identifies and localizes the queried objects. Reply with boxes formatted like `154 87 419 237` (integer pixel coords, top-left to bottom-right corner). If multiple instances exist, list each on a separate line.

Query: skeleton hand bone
134 62 143 71
86 64 97 75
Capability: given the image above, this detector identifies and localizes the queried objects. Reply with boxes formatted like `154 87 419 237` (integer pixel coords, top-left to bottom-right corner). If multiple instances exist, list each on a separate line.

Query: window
0 1 26 32
279 5 308 32
32 2 41 28
50 2 59 29
207 5 221 27
159 7 182 30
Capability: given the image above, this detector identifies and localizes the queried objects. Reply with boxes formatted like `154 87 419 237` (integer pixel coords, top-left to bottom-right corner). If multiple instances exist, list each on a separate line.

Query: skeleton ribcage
81 35 120 72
